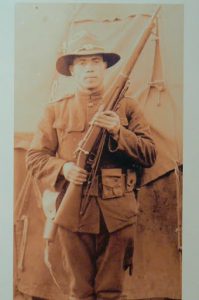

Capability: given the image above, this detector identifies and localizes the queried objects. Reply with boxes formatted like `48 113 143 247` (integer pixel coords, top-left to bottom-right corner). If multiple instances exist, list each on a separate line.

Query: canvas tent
14 3 183 300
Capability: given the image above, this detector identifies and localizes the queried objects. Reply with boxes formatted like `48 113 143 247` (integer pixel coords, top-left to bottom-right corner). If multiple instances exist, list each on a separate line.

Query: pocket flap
101 168 122 177
103 176 123 188
53 119 85 133
101 168 122 187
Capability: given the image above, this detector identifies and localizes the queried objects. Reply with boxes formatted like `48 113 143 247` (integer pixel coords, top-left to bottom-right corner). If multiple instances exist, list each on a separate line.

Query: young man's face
69 55 107 90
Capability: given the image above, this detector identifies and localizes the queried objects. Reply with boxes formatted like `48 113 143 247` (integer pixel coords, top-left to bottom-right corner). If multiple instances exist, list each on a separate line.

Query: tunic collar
75 85 104 104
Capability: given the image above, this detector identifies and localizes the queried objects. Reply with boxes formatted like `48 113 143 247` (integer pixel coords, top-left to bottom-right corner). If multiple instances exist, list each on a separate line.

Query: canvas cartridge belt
83 168 137 199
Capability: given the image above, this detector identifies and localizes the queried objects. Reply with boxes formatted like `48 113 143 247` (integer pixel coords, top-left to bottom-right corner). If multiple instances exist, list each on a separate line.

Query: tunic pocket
53 118 85 144
101 168 125 199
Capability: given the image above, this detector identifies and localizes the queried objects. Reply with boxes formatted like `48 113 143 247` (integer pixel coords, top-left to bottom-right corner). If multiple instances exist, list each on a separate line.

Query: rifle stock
44 6 161 240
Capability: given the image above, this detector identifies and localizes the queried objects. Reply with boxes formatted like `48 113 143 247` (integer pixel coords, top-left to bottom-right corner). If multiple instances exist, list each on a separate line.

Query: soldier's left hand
91 110 120 136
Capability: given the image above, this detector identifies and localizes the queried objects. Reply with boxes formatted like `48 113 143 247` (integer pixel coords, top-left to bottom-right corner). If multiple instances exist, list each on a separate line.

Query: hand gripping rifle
44 6 161 241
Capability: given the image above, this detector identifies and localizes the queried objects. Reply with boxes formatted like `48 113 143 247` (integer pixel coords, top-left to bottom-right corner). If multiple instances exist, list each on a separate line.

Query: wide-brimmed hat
56 31 121 76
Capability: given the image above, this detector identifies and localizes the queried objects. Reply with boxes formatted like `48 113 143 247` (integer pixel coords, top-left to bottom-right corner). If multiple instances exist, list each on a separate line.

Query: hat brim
56 52 121 76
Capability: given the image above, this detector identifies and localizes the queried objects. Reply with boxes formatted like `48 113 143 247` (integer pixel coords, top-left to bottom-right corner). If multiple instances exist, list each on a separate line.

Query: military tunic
26 90 156 234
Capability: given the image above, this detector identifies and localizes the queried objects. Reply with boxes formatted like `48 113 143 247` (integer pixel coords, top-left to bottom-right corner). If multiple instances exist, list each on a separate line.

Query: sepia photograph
14 3 183 300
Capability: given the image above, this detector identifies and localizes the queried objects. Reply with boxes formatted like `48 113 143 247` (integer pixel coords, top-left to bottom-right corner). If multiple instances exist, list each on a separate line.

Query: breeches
58 221 135 300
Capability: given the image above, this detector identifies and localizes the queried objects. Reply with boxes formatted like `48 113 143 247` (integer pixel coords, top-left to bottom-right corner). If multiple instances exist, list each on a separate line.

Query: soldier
26 31 157 300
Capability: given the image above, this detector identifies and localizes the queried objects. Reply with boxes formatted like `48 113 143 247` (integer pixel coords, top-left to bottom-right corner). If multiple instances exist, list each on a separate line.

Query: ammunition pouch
82 168 137 199
101 168 125 199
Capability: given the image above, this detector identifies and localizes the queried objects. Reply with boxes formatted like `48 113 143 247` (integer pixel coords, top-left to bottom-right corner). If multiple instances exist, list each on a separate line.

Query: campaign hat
56 31 120 76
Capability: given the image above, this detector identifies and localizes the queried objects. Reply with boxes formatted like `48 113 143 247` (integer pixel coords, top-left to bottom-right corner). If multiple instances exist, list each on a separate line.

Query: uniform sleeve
26 104 66 191
109 99 157 167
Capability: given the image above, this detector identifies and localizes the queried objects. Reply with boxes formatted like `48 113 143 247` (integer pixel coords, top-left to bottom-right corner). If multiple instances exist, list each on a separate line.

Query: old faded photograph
14 3 183 300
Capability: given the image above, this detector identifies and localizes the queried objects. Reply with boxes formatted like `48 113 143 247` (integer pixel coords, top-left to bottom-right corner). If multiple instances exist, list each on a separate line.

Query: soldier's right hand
62 162 88 185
